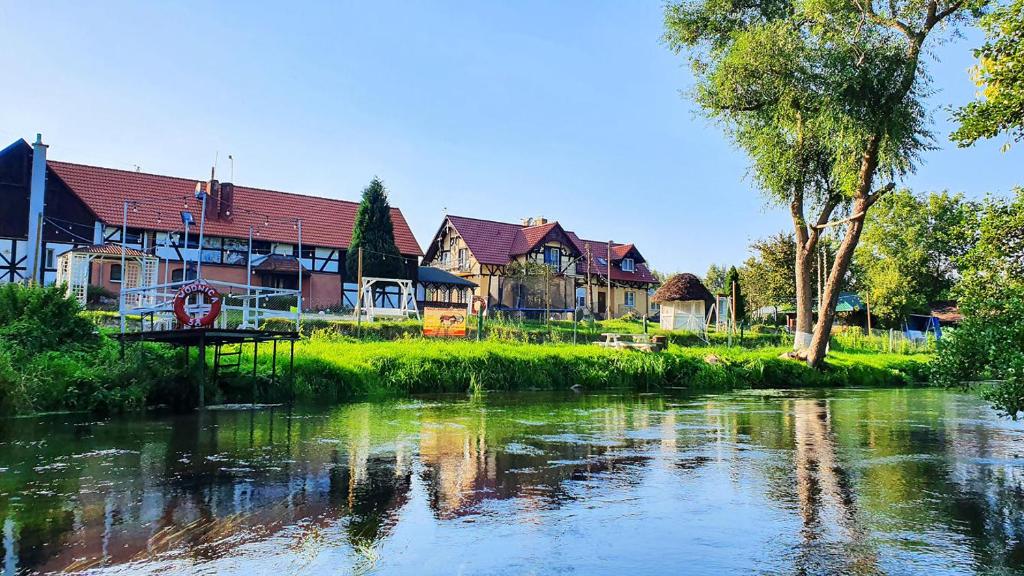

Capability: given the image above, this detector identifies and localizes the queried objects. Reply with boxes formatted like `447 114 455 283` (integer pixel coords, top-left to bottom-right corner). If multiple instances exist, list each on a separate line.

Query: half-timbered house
0 136 423 311
421 215 658 319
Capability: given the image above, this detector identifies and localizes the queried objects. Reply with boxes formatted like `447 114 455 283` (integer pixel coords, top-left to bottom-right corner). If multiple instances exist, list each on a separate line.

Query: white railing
119 279 300 334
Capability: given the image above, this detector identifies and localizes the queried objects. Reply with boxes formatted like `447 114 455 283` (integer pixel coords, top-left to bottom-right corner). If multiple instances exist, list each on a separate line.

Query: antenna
212 151 219 180
228 154 234 182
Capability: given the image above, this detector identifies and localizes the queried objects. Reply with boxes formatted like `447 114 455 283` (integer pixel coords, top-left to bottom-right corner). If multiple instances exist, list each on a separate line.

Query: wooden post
606 241 613 320
355 247 363 337
731 280 738 337
198 332 206 409
252 341 259 406
865 293 872 335
586 244 593 311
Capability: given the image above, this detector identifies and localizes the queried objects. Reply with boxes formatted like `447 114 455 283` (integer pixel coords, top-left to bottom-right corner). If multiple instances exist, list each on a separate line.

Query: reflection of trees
791 398 878 574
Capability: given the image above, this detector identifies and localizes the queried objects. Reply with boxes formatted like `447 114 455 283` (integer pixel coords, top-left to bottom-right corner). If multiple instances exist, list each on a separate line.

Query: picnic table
596 333 654 351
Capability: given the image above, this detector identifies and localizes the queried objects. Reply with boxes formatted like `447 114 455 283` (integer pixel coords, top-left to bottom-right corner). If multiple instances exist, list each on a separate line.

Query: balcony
432 260 474 274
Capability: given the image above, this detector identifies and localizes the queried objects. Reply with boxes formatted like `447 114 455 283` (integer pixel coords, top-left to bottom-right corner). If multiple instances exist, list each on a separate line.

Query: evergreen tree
346 178 406 280
725 266 746 321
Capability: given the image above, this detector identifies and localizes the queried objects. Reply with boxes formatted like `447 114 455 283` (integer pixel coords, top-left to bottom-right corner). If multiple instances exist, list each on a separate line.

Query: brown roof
253 254 310 275
70 244 149 257
651 273 713 304
47 161 423 256
930 301 963 323
425 215 657 284
567 234 657 284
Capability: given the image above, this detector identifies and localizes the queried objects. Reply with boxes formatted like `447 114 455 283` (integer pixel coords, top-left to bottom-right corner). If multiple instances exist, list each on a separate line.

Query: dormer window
621 258 635 272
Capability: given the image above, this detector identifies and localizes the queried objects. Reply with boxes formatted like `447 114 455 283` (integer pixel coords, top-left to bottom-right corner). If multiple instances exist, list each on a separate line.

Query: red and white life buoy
172 281 223 328
471 295 487 315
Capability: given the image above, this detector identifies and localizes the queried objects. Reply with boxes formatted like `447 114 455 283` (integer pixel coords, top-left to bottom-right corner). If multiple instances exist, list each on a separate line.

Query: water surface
1 388 1022 575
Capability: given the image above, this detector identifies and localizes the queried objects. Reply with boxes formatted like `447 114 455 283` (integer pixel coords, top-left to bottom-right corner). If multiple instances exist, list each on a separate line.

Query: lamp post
120 199 141 334
296 218 303 331
180 211 195 283
194 182 208 279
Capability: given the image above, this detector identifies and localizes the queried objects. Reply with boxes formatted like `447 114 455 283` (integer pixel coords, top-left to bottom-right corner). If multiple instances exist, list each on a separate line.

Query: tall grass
213 336 932 405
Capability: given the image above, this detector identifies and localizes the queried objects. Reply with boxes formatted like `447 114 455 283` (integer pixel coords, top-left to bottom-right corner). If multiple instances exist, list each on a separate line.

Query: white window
458 248 468 268
45 248 55 268
621 258 635 272
110 264 123 283
625 291 636 307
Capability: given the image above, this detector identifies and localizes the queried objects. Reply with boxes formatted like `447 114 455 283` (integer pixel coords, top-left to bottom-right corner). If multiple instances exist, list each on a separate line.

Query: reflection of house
0 136 423 311
421 215 658 319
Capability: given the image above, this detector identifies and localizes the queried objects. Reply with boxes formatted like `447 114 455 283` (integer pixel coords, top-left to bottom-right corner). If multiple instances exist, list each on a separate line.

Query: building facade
0 137 423 311
421 215 659 319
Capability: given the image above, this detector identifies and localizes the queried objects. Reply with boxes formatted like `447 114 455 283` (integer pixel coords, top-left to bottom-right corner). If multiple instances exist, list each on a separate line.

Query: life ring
172 281 223 328
471 295 487 315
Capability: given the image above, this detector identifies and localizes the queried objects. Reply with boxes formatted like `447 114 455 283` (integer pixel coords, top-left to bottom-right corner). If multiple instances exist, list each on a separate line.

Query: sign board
423 307 468 338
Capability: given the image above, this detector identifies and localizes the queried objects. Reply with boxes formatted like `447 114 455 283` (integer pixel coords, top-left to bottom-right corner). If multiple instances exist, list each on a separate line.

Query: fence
118 279 300 334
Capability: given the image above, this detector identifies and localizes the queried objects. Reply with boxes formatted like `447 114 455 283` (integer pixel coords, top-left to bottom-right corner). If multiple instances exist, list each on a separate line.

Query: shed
651 273 715 332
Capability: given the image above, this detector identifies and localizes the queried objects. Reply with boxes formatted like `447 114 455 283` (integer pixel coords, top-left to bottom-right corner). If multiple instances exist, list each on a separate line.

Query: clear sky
1 1 1019 275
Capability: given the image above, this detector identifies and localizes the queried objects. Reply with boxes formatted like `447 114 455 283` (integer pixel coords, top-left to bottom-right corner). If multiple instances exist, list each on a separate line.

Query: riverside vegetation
1 283 932 416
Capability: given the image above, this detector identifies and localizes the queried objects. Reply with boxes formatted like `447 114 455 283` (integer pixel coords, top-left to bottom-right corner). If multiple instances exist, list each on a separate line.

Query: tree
664 0 985 367
855 190 978 324
951 0 1024 149
932 189 1024 417
739 233 797 313
704 264 728 295
346 178 406 281
724 266 746 321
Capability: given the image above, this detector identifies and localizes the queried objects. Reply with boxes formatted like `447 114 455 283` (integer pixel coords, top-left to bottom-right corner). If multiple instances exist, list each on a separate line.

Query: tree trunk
793 246 815 350
805 199 869 367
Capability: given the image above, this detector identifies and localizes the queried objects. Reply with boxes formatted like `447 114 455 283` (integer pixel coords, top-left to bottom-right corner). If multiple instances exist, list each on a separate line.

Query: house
420 215 658 319
0 136 423 311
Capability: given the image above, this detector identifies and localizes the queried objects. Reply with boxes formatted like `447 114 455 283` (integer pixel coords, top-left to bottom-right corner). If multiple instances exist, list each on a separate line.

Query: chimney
204 179 220 221
218 182 234 220
535 216 548 226
25 134 47 284
521 217 533 226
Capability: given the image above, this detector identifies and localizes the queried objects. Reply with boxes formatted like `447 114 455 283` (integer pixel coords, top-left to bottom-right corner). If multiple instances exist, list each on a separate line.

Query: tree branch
866 182 896 207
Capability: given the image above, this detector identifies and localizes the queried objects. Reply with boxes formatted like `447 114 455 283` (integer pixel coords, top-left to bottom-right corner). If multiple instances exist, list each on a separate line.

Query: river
0 388 1022 575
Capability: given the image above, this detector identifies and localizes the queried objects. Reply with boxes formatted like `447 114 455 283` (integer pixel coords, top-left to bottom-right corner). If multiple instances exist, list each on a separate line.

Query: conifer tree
725 266 746 321
346 178 406 280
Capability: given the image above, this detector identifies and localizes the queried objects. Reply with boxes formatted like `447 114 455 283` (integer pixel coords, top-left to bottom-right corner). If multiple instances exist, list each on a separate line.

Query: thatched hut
651 273 715 331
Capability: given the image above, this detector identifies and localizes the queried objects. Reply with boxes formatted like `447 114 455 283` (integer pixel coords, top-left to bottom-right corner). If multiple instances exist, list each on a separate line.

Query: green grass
211 337 932 406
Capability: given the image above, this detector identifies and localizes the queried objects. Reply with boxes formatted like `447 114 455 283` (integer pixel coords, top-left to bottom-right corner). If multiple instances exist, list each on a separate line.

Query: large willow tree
664 0 986 367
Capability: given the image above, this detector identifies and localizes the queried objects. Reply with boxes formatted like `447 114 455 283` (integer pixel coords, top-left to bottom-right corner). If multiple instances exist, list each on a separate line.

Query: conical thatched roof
651 273 714 304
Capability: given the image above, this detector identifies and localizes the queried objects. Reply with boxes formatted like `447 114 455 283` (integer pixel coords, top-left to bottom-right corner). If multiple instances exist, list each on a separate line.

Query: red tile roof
71 244 149 257
427 215 656 284
568 234 657 284
439 215 524 265
47 161 423 256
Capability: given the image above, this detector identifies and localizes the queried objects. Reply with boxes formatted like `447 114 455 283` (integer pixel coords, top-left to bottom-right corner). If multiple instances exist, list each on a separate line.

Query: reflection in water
0 389 1022 574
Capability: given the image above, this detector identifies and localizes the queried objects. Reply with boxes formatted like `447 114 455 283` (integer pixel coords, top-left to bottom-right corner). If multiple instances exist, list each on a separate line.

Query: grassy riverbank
218 338 931 405
1 285 932 415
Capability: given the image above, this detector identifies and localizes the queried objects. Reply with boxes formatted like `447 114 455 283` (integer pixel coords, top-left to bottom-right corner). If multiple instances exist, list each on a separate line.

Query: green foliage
932 190 1024 417
664 0 984 364
0 283 97 355
855 190 978 324
704 264 727 294
725 266 746 319
739 232 796 313
951 0 1024 149
246 338 930 403
345 177 406 280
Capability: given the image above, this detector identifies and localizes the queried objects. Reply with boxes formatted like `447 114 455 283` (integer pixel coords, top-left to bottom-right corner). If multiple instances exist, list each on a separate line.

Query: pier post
198 333 206 409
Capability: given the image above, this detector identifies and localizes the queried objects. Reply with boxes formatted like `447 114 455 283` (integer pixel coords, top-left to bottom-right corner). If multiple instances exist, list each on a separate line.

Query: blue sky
1 1 1019 275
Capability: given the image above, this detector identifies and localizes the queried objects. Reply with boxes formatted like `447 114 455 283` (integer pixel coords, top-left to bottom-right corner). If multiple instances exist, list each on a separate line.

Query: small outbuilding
651 273 715 332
